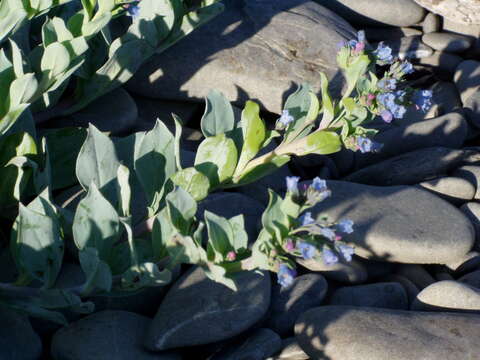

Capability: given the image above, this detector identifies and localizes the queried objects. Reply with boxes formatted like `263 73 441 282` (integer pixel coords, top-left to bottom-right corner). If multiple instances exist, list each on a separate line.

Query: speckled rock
266 274 328 336
413 0 480 25
422 32 473 52
51 311 180 360
309 181 475 264
295 306 480 360
313 0 426 27
411 280 480 312
460 202 480 247
127 0 357 114
145 266 271 350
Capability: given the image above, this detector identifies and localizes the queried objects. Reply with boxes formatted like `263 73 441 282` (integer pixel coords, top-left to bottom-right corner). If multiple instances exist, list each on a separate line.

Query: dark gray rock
295 305 480 360
454 60 480 103
423 12 441 33
364 27 422 42
344 147 467 186
210 328 281 360
413 0 480 25
0 307 42 360
310 181 475 264
460 202 480 248
380 274 420 306
329 282 408 310
267 338 309 360
145 266 271 350
416 176 475 205
354 111 467 170
459 269 480 288
127 0 357 114
453 166 480 199
313 0 426 27
375 36 433 60
414 52 464 79
197 192 264 242
49 87 138 136
422 32 473 52
51 311 179 360
395 264 436 290
266 274 328 336
358 258 395 280
296 257 368 284
411 280 480 312
446 251 480 274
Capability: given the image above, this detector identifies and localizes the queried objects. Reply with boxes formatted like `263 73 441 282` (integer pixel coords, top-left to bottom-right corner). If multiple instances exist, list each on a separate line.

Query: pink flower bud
226 251 236 261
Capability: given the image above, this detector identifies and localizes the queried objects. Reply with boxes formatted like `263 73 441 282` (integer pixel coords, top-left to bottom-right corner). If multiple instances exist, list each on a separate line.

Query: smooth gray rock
413 0 480 25
344 147 467 186
266 274 328 336
50 87 138 136
423 12 441 33
51 311 179 360
380 274 420 306
329 282 408 310
127 0 357 114
0 307 42 360
417 176 475 204
295 305 480 360
358 259 395 280
435 271 455 281
197 192 264 242
211 328 281 360
354 111 467 169
459 269 480 288
446 251 480 274
453 166 480 199
444 18 480 37
414 51 464 79
463 92 480 129
395 264 436 290
364 27 422 42
411 280 480 312
310 180 475 264
460 202 480 247
313 0 426 27
145 266 271 350
375 36 433 60
422 32 473 52
454 60 480 103
296 257 368 284
267 338 309 360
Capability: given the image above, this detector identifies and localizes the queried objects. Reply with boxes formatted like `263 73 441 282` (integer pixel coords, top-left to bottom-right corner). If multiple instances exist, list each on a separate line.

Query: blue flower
320 227 336 241
126 4 140 17
297 241 316 260
338 219 354 234
300 212 315 226
278 109 294 126
391 104 406 119
380 109 393 123
378 92 406 119
322 248 339 266
374 43 394 64
378 78 397 91
399 61 414 75
337 244 355 262
413 90 433 113
277 264 296 287
377 92 396 109
311 177 327 192
286 176 300 194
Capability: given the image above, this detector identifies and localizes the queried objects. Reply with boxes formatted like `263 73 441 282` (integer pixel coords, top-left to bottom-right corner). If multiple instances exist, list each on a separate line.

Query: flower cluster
124 0 141 17
275 177 355 287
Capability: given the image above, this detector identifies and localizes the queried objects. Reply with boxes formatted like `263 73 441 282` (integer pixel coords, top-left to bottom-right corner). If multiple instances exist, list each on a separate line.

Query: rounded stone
374 36 433 60
460 202 480 247
380 274 420 306
454 60 480 103
266 274 328 336
364 27 422 42
459 269 480 288
394 264 436 290
417 176 475 205
127 0 357 114
295 306 480 360
309 180 474 264
423 12 441 33
453 166 480 199
51 311 179 360
313 0 426 27
145 266 271 350
0 307 42 360
422 32 473 53
267 338 309 360
296 257 368 284
411 280 480 312
415 52 464 79
329 282 408 310
413 0 480 25
445 251 480 274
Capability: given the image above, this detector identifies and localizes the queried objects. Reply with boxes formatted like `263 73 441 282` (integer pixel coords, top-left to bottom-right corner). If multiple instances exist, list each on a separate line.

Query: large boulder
413 0 480 25
127 0 357 114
